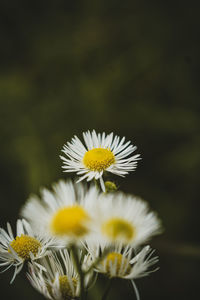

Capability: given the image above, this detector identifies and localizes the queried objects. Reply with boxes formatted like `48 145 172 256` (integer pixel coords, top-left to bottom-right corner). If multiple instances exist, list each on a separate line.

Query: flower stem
70 245 85 300
131 280 140 300
94 179 100 190
101 278 113 300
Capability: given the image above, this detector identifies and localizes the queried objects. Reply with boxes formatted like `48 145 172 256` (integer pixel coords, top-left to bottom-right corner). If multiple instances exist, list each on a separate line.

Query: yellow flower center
9 234 41 260
50 205 90 237
104 252 131 277
47 276 77 300
83 148 115 172
59 275 78 299
102 218 135 242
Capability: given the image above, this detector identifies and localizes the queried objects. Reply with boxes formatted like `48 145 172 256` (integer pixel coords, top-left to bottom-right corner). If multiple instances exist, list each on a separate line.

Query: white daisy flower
27 249 94 300
90 191 162 247
60 130 141 191
86 242 159 300
21 180 99 244
88 243 159 279
0 219 53 283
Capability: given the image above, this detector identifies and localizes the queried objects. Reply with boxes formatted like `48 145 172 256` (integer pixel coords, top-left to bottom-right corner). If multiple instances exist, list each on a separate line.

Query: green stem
70 245 85 300
94 179 100 190
101 279 113 300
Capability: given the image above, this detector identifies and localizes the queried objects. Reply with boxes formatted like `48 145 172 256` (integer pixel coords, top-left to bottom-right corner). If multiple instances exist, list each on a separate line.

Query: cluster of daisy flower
0 130 162 300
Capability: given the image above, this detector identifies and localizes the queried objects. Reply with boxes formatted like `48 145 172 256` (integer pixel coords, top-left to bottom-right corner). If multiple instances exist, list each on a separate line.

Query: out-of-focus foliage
0 1 199 299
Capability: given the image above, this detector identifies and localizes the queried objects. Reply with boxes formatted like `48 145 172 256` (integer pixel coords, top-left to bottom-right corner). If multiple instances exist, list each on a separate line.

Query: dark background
0 1 200 299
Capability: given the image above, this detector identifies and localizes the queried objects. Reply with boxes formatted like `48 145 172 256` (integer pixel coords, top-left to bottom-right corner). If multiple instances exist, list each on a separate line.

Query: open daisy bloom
27 249 94 300
92 192 162 247
0 128 162 299
21 180 98 244
60 130 141 191
0 219 53 283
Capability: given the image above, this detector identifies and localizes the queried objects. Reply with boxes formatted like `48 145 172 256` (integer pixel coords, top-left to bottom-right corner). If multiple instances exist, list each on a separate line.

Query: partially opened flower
89 243 158 279
86 242 159 300
0 219 53 283
92 191 161 247
27 249 94 300
21 180 99 244
60 130 140 191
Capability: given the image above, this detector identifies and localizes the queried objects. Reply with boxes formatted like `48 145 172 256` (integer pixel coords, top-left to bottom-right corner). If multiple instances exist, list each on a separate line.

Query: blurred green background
0 1 199 299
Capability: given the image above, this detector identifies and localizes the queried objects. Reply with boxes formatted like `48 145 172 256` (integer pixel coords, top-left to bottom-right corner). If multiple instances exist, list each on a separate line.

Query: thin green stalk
94 179 100 190
70 245 85 300
131 280 140 300
101 278 113 300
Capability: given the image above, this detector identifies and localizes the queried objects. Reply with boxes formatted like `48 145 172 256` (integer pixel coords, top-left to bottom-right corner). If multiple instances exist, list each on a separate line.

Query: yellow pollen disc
9 234 41 260
47 276 77 300
59 275 77 299
102 218 135 242
104 252 131 277
83 148 115 172
51 205 90 237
